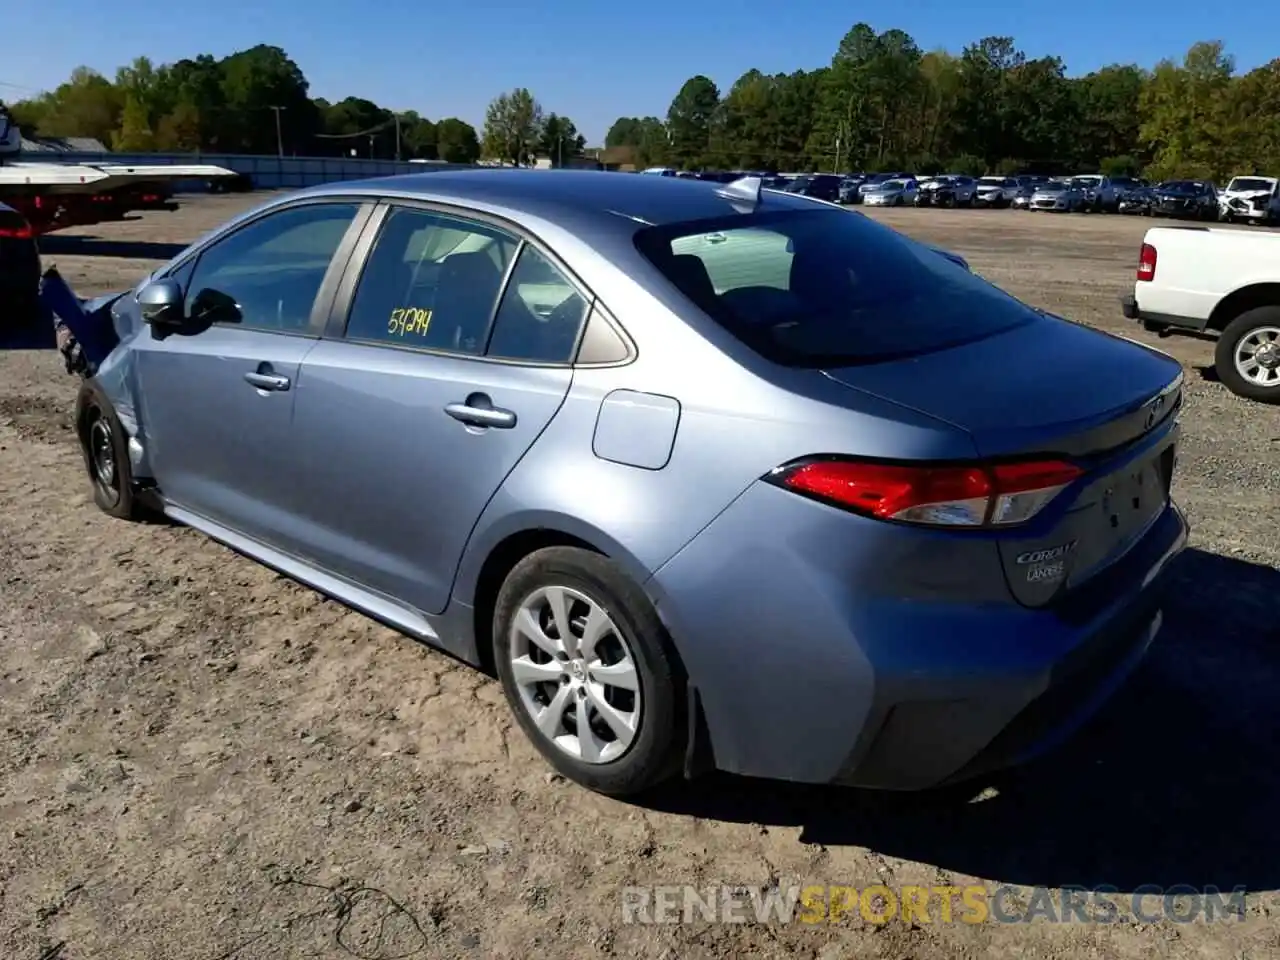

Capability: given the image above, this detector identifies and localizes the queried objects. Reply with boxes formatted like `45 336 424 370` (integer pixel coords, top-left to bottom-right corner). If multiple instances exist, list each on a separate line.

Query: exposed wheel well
470 529 601 676
1208 283 1280 332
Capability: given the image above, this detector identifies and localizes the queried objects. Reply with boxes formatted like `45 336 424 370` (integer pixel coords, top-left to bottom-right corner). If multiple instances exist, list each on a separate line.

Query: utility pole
269 106 286 157
394 113 401 161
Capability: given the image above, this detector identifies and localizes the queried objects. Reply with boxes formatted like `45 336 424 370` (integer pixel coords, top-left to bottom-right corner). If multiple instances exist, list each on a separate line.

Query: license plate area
1066 454 1170 587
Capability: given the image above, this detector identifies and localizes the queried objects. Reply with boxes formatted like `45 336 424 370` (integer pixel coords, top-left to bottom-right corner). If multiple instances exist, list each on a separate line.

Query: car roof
294 168 819 242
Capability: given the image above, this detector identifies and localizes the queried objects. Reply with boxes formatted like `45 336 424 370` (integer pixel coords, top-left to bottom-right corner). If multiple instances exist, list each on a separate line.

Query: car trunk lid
821 314 1183 606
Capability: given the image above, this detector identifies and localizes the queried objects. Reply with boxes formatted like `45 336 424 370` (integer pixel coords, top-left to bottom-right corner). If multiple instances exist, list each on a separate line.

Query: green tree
1219 58 1280 175
666 75 720 168
1073 65 1147 169
35 67 122 144
113 95 156 151
155 100 203 152
399 111 439 160
605 117 643 148
482 88 543 165
540 113 586 166
437 117 481 163
218 44 318 154
1140 41 1235 179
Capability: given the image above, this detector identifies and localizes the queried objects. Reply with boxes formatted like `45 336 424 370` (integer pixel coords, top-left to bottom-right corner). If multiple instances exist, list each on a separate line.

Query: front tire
1215 307 1280 404
77 382 141 520
493 547 686 796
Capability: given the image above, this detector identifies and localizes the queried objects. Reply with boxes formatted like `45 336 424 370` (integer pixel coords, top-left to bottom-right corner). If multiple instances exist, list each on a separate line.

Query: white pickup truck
1122 224 1280 403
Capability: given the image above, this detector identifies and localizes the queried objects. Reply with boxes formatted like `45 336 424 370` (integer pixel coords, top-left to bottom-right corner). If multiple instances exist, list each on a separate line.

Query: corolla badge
1016 540 1078 585
1015 541 1078 565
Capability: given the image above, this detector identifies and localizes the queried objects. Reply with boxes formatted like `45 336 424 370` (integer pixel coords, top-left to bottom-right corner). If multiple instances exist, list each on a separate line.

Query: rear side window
343 206 518 355
635 208 1035 367
485 247 590 364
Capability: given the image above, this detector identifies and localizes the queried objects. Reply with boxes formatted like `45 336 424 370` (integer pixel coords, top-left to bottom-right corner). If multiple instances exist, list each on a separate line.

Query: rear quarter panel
1137 227 1280 321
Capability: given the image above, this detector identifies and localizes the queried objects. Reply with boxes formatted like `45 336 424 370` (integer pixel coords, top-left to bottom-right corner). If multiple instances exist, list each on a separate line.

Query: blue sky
3 0 1272 145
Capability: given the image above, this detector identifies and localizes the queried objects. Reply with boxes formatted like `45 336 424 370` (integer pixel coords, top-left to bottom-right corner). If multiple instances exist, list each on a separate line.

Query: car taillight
1137 243 1157 281
0 223 33 239
766 457 1084 528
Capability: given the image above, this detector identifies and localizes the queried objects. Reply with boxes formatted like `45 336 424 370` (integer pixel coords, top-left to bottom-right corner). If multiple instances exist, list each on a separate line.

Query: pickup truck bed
1123 225 1280 404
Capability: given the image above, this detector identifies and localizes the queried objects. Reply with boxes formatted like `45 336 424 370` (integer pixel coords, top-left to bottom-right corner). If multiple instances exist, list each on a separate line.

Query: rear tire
1214 307 1280 404
77 383 142 520
492 546 686 796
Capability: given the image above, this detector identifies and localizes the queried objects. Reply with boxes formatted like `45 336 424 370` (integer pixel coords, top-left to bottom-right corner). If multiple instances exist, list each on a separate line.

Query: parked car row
647 167 1280 226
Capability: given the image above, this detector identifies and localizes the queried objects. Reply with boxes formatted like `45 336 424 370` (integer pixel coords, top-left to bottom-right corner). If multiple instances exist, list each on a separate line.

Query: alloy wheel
508 585 642 764
1234 326 1280 389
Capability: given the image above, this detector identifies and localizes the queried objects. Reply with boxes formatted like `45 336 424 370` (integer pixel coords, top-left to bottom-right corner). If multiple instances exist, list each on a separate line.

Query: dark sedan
1118 187 1156 215
0 201 41 329
1150 180 1218 220
782 174 845 203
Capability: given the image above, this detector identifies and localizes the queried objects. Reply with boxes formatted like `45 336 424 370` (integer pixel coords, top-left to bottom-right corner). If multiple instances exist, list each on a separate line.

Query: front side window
486 247 590 364
183 203 359 333
343 206 518 355
636 208 1036 367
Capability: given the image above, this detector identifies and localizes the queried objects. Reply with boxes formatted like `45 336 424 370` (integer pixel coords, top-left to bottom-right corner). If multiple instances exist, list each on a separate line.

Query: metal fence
44 151 475 190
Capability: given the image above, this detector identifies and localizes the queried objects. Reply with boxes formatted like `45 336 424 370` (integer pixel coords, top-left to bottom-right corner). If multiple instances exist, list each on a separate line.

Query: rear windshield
633 208 1035 367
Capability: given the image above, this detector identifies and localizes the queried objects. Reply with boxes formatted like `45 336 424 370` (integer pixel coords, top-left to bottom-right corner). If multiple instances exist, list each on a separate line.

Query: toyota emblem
1144 394 1166 430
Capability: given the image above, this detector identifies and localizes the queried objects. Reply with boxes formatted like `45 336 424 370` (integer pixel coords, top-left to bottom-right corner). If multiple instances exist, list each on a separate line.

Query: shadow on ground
644 547 1280 894
38 235 185 261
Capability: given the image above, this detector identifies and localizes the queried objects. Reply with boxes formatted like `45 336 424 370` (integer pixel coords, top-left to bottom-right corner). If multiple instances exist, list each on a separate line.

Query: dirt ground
2 194 1279 960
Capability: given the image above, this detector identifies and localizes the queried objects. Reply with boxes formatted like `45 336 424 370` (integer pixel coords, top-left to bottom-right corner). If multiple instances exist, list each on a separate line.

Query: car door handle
244 371 290 391
445 395 516 429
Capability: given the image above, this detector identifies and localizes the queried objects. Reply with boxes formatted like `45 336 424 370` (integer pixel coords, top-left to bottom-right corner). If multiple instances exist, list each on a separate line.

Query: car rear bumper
1121 294 1208 333
649 481 1189 790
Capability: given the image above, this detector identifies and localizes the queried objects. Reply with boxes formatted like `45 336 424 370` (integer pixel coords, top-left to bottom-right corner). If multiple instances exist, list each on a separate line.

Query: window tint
485 246 589 363
636 208 1035 367
343 207 517 354
183 203 358 333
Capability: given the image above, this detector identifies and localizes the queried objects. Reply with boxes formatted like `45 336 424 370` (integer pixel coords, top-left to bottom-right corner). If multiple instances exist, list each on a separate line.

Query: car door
287 203 590 614
131 200 369 545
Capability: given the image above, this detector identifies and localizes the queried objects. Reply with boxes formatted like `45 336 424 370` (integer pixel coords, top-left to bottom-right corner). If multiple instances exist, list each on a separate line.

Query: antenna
716 175 763 209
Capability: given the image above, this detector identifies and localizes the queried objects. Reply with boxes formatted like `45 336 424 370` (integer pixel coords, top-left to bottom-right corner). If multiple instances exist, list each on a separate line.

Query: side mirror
138 279 185 328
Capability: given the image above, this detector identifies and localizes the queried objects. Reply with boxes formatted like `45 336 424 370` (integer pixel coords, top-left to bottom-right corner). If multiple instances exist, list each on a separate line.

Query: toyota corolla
63 170 1187 796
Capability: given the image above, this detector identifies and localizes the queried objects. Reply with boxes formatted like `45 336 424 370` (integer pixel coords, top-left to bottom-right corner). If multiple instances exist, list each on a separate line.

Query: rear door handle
244 371 290 391
445 393 516 429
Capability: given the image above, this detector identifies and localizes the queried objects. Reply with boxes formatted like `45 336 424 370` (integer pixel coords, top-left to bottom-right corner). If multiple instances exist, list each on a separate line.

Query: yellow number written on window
388 307 433 337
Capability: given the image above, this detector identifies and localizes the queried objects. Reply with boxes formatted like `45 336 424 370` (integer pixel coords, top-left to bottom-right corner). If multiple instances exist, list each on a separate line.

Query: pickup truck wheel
1215 308 1280 404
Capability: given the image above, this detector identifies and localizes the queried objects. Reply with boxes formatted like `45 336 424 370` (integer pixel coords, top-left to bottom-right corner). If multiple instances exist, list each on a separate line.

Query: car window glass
183 203 358 333
485 246 589 364
639 208 1034 367
343 207 518 355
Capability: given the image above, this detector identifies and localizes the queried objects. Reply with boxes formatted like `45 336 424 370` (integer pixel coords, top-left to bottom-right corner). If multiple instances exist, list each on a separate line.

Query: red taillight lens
1137 242 1157 281
0 223 33 239
768 457 1084 528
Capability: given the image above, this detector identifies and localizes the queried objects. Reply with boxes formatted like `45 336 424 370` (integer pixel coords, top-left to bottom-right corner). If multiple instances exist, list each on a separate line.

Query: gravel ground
1 195 1278 960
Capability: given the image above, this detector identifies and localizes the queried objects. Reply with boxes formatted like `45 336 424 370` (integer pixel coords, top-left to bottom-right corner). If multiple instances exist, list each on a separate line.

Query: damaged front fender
41 267 148 478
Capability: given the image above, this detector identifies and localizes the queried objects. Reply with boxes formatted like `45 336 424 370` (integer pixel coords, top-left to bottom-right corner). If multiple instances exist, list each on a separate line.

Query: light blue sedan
66 171 1187 796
